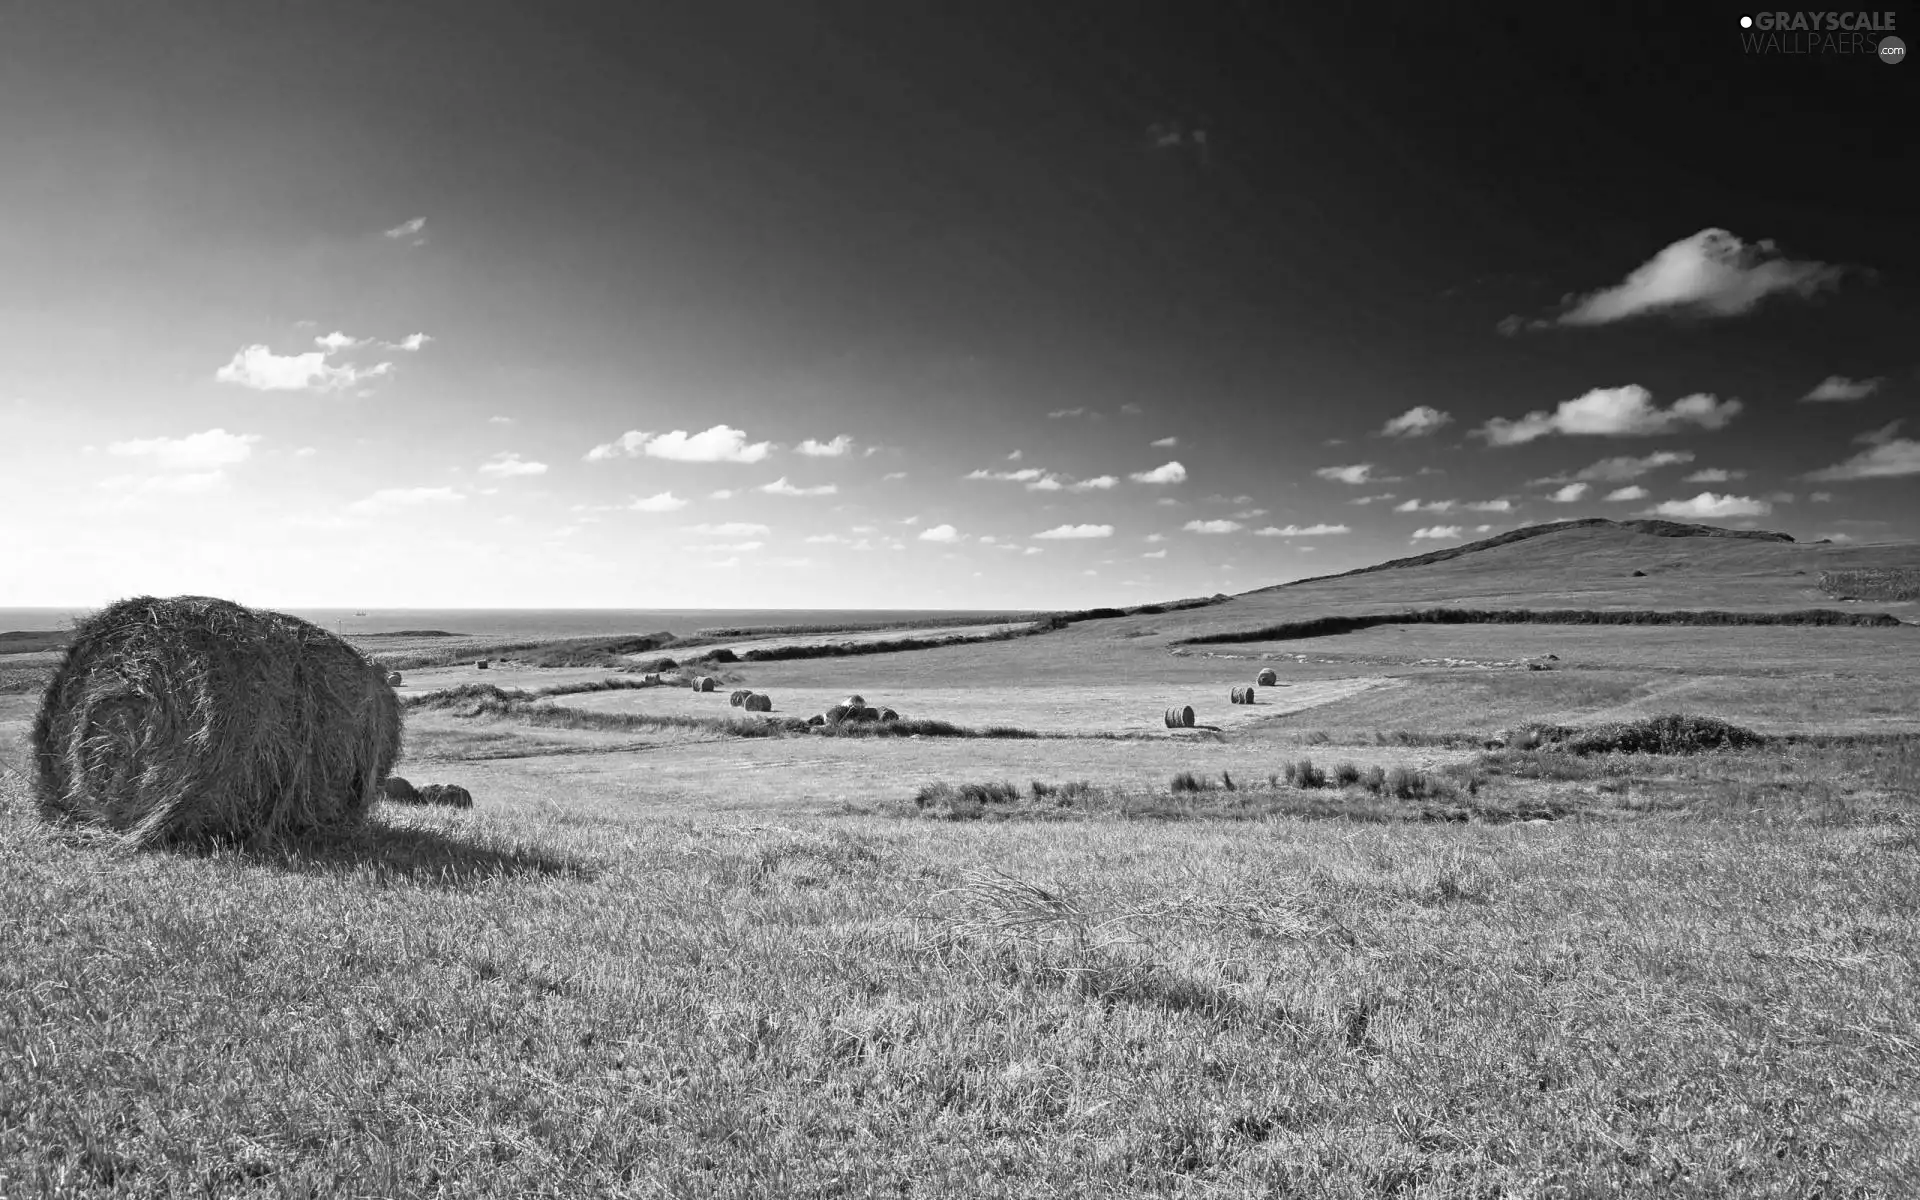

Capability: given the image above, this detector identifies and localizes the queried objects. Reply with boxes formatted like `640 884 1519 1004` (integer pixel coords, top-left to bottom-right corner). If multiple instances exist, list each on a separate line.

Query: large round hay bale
476 659 489 670
807 714 826 727
382 775 420 803
744 692 773 712
387 671 403 686
694 676 717 692
1164 704 1195 729
1230 685 1249 705
417 783 473 809
1256 667 1277 686
826 704 851 723
30 595 402 848
843 694 866 707
729 689 751 707
851 705 880 721
878 707 899 722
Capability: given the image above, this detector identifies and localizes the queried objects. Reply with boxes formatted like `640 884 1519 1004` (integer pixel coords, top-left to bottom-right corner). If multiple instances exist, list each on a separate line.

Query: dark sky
2 0 1913 606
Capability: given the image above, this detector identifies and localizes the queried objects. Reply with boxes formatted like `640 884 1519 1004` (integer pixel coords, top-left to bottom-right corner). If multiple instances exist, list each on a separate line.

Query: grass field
5 521 1920 1195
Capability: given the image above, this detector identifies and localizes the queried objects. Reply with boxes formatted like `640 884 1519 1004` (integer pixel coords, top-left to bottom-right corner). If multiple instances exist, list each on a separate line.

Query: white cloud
1151 436 1179 448
294 446 317 458
1034 524 1114 540
1811 492 1833 502
314 331 364 352
803 533 845 544
394 333 433 352
1130 461 1187 484
1801 375 1882 403
384 216 427 241
1411 525 1463 540
1119 403 1143 415
1463 499 1512 512
1393 498 1455 513
478 452 547 478
585 431 649 461
1028 474 1064 492
1141 549 1167 560
795 434 854 457
1022 546 1042 555
585 425 772 463
1548 483 1590 503
1684 468 1745 483
759 477 837 496
1378 405 1453 438
1155 497 1182 507
1349 493 1397 506
1605 485 1649 501
1515 228 1844 329
1183 519 1242 534
1048 407 1091 419
688 540 765 552
1478 386 1741 446
347 486 463 515
1070 475 1118 491
99 471 229 495
630 491 690 512
966 467 1045 483
1641 492 1773 518
1553 451 1696 483
106 428 260 470
1144 533 1166 543
1475 524 1494 533
900 516 920 525
882 471 908 481
691 522 770 536
488 415 514 425
919 524 961 543
215 345 392 393
1315 463 1379 485
1254 523 1349 537
708 489 735 500
1006 450 1023 460
1805 420 1920 481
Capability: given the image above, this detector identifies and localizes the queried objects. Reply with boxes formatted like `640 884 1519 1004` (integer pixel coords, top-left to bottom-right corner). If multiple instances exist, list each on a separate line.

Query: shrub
1386 767 1421 799
1290 758 1327 789
1332 761 1362 788
1170 771 1210 793
1362 765 1387 794
1031 779 1055 799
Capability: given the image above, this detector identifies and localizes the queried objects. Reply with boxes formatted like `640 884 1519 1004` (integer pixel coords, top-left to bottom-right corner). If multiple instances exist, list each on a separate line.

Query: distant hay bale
1256 667 1277 686
843 694 866 707
729 689 751 707
476 659 489 670
826 704 851 723
1231 685 1256 705
30 594 402 848
387 672 403 686
382 775 420 803
1164 704 1195 729
417 783 474 809
878 707 899 722
694 676 717 692
807 714 826 726
744 692 773 712
643 673 660 683
849 706 880 721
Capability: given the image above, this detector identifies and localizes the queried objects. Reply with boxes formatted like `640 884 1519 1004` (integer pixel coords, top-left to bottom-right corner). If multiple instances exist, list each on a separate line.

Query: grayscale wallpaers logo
1736 11 1904 60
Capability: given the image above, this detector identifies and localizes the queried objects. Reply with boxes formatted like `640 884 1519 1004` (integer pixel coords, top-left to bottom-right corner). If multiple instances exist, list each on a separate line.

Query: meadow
4 521 1919 1196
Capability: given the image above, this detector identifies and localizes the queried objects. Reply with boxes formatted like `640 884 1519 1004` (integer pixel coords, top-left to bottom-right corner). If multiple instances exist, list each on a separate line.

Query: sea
0 607 1031 639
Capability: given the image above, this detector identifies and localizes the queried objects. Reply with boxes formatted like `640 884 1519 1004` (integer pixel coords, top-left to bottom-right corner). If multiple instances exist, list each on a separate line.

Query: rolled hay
694 676 717 692
878 707 899 722
417 783 474 809
825 704 851 723
1256 667 1278 686
30 595 402 848
843 694 867 707
807 714 826 726
729 689 751 707
476 659 489 670
1230 685 1252 705
382 775 420 803
744 692 773 712
387 672 404 686
848 706 880 722
1164 704 1195 729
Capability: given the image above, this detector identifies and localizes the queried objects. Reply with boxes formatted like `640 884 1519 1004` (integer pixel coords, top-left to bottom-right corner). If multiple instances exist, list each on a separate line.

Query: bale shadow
221 819 600 887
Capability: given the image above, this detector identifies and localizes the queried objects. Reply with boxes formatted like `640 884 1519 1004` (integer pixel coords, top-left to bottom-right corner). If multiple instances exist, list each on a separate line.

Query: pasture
4 522 1920 1195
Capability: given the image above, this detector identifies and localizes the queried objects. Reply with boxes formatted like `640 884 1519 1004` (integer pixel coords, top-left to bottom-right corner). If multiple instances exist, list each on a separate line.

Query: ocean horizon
0 606 1037 640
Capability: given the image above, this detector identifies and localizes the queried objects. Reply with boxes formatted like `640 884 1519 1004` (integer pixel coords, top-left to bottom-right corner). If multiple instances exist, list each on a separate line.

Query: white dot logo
1881 36 1907 64
1740 14 1753 27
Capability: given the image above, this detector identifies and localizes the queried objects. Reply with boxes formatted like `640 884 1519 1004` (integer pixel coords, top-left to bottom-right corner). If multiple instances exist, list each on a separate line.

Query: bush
1386 767 1421 799
1362 765 1387 794
1177 605 1902 646
912 780 1020 819
1332 761 1361 787
1287 758 1327 789
1170 771 1210 793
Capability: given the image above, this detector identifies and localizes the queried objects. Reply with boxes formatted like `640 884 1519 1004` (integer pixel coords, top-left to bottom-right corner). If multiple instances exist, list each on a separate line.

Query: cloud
1183 519 1242 534
1155 497 1182 506
1151 436 1179 448
488 415 514 425
99 470 229 495
1314 463 1381 485
347 486 463 514
1805 420 1920 481
1230 508 1268 519
1551 450 1697 483
1034 524 1114 540
294 446 317 458
1683 468 1745 483
966 467 1045 483
919 524 961 543
1144 534 1166 543
1047 407 1092 419
1143 549 1167 559
1378 406 1453 438
760 477 836 497
478 452 547 478
1411 525 1463 540
1477 386 1741 446
629 491 689 512
1119 403 1143 415
1022 546 1042 555
1801 375 1882 403
1130 461 1187 484
795 434 854 457
1463 499 1513 512
384 216 428 241
215 345 392 393
1393 498 1455 513
1548 483 1590 503
1254 524 1349 537
688 540 765 553
803 533 846 544
1605 485 1649 501
1349 493 1397 506
882 471 908 481
107 428 260 470
652 425 774 463
1811 492 1833 502
1028 475 1064 492
691 522 770 537
1640 492 1773 518
314 331 364 352
1070 475 1117 491
1508 228 1844 329
393 333 433 352
1005 450 1023 460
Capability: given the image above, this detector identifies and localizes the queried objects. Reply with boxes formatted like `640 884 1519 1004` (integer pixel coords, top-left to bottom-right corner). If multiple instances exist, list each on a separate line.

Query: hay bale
1256 667 1277 686
1164 704 1195 729
878 707 899 722
476 659 489 670
382 775 420 803
417 783 474 809
1232 685 1257 705
826 704 851 723
807 714 826 726
387 671 403 686
843 694 867 707
694 676 717 692
729 689 751 707
852 705 880 721
30 595 401 848
744 692 773 712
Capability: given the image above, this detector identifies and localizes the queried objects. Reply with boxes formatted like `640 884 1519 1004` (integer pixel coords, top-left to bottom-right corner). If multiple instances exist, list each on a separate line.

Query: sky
3 1 1915 609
